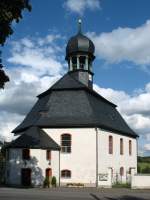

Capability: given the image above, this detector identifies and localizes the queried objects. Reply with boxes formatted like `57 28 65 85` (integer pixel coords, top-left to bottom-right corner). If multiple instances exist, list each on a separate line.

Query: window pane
61 170 71 178
62 134 71 140
62 140 71 146
61 134 71 153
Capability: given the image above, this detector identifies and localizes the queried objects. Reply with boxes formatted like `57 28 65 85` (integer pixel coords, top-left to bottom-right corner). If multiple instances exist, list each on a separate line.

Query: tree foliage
0 60 9 89
0 0 31 88
138 156 150 163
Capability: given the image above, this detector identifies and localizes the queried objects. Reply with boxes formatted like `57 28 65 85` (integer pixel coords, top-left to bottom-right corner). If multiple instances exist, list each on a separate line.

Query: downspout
136 137 138 174
59 150 60 186
5 148 8 185
95 128 98 188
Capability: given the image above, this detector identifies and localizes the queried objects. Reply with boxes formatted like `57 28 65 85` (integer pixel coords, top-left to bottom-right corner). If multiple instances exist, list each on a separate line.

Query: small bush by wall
43 177 51 188
51 176 57 187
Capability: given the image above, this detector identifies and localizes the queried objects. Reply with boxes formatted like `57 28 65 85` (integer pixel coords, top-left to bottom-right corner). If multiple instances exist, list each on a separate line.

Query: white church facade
5 21 138 187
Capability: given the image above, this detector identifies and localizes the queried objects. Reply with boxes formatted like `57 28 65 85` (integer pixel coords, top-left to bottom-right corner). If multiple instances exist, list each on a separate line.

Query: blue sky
1 0 150 155
3 0 150 92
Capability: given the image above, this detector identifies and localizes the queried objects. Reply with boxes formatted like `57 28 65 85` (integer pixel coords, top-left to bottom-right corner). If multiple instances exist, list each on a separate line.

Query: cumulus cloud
88 20 150 68
0 112 23 142
0 34 65 141
144 144 150 151
64 0 100 15
8 35 64 77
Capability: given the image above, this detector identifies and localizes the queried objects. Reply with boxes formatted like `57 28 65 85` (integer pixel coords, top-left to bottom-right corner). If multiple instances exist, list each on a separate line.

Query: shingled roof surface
9 126 60 150
13 73 138 138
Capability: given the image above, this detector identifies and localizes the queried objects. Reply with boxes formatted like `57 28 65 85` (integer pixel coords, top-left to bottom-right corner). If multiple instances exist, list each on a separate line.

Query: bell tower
65 19 95 89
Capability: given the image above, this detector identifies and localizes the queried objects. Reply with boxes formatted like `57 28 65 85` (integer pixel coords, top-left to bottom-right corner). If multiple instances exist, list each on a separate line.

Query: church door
21 168 31 186
46 168 52 177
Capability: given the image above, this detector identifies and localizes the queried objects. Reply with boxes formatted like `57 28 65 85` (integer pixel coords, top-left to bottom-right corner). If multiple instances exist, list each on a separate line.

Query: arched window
79 56 86 69
120 138 123 155
120 167 124 176
129 140 132 155
61 170 71 178
72 57 77 70
22 149 30 160
61 134 71 153
46 150 51 160
45 168 52 177
109 135 113 154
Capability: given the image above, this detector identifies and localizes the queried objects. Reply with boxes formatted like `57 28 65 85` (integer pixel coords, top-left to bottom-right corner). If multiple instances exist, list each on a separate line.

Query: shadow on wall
30 156 44 186
90 194 148 200
8 156 44 186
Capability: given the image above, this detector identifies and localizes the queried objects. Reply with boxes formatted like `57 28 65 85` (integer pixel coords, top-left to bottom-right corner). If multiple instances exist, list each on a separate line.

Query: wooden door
46 168 52 177
21 168 31 186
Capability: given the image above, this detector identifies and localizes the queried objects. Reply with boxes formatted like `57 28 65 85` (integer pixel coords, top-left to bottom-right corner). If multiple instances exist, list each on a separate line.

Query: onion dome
66 19 95 60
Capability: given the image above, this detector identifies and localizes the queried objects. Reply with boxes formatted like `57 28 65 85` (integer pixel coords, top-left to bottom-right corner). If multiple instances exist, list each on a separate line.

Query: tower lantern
65 19 95 88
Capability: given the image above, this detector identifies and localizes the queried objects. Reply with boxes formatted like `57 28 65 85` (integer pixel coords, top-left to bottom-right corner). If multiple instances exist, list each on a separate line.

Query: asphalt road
0 187 150 200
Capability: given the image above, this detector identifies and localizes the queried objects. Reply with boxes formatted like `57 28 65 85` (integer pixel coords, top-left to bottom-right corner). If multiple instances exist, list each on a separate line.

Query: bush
51 176 57 187
43 176 50 188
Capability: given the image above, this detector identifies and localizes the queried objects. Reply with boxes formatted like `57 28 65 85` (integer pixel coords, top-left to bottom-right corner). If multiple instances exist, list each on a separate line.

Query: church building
5 20 138 187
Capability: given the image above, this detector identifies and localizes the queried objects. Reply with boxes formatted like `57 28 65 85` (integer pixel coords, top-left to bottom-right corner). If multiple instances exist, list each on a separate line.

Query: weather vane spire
78 19 82 33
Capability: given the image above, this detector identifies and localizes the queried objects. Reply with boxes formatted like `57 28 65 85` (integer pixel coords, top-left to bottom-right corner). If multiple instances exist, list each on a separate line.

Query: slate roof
9 126 60 150
12 73 138 138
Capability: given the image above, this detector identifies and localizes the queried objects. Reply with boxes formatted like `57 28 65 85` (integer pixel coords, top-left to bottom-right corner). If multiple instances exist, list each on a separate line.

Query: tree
0 0 31 88
0 54 9 89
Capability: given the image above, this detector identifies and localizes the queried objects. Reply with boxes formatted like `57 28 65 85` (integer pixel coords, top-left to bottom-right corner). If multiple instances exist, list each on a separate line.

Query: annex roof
9 126 60 150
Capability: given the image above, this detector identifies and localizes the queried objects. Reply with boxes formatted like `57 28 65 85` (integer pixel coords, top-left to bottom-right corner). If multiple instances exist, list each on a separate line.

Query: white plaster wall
131 174 150 189
98 128 137 183
7 128 137 187
7 148 59 186
44 128 97 185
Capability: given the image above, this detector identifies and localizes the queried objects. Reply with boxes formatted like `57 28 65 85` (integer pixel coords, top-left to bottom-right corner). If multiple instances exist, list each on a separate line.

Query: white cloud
0 34 65 141
144 144 150 151
64 0 100 15
0 112 23 142
94 84 129 105
88 20 150 67
94 82 150 118
8 35 64 77
124 114 150 133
